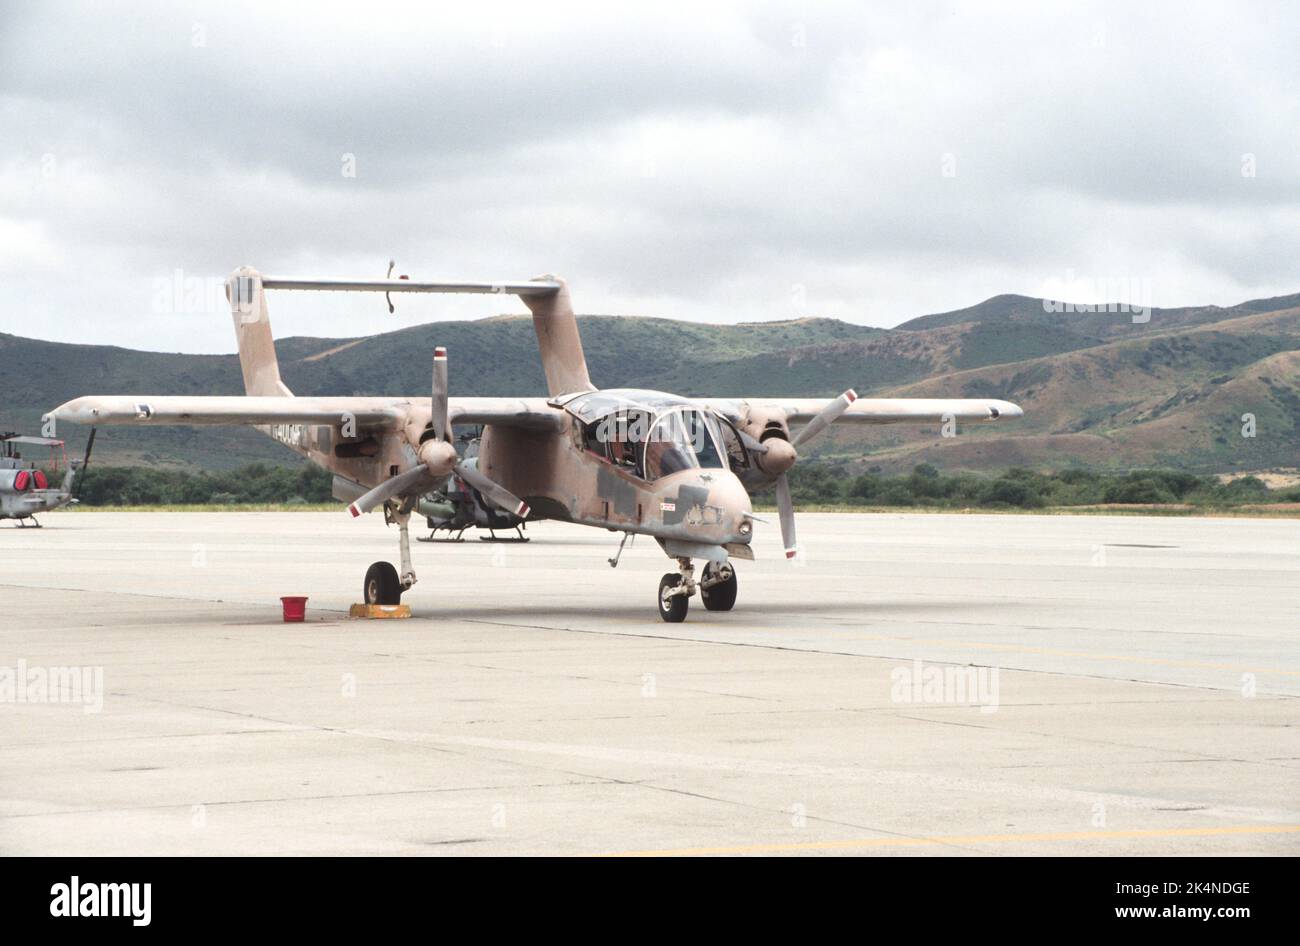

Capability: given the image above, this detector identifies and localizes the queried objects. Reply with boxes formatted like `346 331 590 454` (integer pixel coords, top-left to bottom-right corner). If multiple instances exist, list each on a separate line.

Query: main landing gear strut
364 501 418 606
657 557 737 622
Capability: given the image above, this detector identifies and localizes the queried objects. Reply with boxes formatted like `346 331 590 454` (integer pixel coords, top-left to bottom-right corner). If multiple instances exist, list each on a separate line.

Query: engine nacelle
734 405 797 480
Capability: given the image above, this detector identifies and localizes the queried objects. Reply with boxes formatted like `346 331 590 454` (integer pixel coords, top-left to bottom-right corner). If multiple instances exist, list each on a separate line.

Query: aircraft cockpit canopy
560 389 730 481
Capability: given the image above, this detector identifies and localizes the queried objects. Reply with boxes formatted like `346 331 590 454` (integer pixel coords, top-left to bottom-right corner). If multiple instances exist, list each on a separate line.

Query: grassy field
60 503 343 513
53 501 1300 518
757 503 1300 518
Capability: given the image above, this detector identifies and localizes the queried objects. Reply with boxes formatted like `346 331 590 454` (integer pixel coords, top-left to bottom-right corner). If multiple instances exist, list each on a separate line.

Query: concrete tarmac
1 510 1297 855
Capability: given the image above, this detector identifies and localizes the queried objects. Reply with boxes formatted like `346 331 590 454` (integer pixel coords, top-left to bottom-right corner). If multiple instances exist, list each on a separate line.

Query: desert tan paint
50 266 1022 553
227 267 293 398
521 277 595 397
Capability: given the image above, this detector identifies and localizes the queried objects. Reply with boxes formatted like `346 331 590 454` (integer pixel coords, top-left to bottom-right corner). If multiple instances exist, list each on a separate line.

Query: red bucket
280 596 308 622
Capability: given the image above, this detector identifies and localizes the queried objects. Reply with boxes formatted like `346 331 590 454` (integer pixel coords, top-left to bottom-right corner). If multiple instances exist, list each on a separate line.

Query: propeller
348 348 530 520
455 461 530 519
431 346 448 442
769 389 856 559
348 465 434 517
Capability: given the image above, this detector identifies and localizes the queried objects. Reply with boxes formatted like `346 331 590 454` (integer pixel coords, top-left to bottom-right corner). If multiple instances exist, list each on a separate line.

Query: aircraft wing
51 396 409 428
50 395 565 431
700 397 1023 425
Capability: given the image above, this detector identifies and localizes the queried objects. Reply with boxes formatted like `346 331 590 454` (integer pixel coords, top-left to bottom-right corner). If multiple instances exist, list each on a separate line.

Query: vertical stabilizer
226 266 292 397
520 276 594 397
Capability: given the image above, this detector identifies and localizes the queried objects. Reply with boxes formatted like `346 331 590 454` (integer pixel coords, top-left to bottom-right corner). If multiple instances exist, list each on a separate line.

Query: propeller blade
791 389 857 449
348 466 434 517
737 428 768 455
774 473 797 559
455 461 530 519
432 346 448 443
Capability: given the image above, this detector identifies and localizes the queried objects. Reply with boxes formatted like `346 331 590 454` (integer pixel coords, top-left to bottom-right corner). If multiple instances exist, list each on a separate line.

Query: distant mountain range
3 290 1297 474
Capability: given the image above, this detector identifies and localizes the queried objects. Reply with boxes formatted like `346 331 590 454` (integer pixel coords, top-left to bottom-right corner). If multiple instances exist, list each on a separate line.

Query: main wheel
700 563 737 611
364 561 402 605
658 573 688 623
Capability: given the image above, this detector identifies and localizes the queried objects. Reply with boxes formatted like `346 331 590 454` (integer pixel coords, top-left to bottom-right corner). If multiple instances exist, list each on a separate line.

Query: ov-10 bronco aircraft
52 267 1022 621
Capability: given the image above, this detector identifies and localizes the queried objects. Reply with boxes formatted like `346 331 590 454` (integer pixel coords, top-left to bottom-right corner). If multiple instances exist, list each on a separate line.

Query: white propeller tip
348 503 362 518
516 501 530 518
844 389 858 402
785 548 797 559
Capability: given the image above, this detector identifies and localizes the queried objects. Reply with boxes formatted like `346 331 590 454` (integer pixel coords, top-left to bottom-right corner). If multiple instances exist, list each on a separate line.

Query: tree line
76 463 334 505
774 463 1298 508
68 461 1296 509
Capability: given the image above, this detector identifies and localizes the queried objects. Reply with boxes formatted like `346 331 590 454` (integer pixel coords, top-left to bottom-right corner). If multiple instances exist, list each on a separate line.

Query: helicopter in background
0 430 96 526
416 431 529 542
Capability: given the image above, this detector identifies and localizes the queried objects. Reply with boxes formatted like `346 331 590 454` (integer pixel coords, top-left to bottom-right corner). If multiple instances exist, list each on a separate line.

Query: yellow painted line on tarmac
603 823 1300 857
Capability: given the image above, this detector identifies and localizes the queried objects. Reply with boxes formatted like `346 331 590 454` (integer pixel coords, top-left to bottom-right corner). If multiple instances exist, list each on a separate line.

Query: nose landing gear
657 557 695 622
657 557 738 621
699 561 737 611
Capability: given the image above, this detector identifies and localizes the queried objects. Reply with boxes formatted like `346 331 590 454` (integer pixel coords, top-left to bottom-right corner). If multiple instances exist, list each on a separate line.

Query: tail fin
520 276 594 397
226 267 292 397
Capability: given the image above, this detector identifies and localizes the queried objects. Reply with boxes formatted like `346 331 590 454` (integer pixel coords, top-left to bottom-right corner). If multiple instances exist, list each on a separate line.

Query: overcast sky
2 0 1298 352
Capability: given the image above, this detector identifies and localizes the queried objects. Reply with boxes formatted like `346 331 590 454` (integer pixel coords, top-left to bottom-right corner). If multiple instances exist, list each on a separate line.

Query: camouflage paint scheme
50 266 1023 611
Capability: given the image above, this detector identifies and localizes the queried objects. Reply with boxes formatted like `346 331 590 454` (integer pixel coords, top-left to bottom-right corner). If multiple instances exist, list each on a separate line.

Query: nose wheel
658 557 737 622
700 562 737 611
658 573 689 622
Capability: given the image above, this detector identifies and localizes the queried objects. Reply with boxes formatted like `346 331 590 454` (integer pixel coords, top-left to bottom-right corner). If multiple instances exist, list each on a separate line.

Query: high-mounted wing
696 394 1024 560
51 395 408 428
448 398 565 431
50 395 565 431
699 397 1022 426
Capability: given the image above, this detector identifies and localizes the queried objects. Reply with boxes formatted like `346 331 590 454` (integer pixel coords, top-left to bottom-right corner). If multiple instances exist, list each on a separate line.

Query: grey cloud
2 1 1298 352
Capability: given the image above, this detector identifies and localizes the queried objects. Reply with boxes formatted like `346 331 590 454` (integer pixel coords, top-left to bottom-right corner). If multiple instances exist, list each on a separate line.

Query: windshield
642 409 725 480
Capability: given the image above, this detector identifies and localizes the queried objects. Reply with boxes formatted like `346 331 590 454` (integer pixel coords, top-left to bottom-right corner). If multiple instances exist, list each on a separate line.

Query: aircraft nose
707 470 753 544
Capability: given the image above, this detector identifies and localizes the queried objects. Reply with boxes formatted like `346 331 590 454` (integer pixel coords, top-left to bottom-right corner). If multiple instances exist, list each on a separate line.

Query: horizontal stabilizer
261 276 562 296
